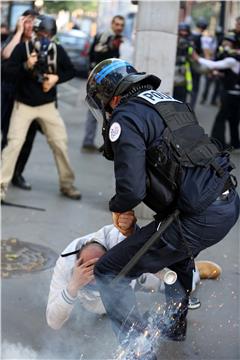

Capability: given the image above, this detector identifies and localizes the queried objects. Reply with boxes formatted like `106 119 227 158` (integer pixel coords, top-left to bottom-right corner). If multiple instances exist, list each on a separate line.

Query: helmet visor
85 94 105 124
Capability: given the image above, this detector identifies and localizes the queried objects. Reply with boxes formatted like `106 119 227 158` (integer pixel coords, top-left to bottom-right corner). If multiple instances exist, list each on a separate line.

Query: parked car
58 29 91 77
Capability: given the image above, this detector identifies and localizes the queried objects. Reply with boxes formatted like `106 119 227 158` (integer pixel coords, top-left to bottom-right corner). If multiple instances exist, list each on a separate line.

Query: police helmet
178 22 191 33
86 58 160 123
196 17 208 30
33 15 57 37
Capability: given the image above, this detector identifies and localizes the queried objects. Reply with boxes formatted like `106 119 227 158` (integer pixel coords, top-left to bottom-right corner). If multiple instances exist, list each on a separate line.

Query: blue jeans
94 189 239 341
82 110 97 146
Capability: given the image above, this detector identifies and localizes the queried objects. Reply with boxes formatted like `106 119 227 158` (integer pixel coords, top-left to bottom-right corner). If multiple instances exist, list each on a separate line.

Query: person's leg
39 102 81 199
200 75 211 104
190 72 201 109
13 121 39 176
228 95 240 149
211 92 229 148
81 110 98 151
1 83 15 150
12 121 39 190
94 220 192 343
211 78 221 105
1 102 34 197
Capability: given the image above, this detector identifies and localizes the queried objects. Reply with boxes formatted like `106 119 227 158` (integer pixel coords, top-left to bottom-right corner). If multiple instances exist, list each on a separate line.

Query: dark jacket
3 41 75 106
108 96 231 215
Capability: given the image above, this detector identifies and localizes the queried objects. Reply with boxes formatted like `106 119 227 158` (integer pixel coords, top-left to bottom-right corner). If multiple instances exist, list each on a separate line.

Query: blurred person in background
81 15 125 153
193 33 240 150
229 16 240 48
199 30 221 105
190 17 209 109
1 9 40 190
0 15 81 201
173 22 194 102
1 23 9 45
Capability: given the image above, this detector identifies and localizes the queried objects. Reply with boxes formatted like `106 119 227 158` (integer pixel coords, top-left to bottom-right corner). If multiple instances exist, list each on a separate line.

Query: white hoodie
46 225 161 330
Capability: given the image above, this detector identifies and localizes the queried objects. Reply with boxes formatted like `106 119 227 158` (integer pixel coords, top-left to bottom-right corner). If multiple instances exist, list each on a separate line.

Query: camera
33 38 52 83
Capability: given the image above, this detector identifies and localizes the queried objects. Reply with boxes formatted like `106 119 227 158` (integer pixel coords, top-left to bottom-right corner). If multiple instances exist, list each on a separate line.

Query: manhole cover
1 238 58 278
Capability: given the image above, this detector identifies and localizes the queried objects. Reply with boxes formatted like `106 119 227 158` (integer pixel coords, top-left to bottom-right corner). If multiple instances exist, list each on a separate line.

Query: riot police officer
86 59 239 359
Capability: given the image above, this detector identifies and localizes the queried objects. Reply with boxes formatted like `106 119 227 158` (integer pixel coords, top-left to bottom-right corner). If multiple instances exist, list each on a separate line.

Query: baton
111 209 180 287
1 201 46 212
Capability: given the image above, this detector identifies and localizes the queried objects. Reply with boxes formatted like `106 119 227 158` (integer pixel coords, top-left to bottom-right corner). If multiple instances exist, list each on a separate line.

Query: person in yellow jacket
173 22 193 102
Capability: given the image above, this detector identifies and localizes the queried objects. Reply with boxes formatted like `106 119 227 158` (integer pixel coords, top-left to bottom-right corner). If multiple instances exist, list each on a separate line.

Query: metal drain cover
1 238 58 278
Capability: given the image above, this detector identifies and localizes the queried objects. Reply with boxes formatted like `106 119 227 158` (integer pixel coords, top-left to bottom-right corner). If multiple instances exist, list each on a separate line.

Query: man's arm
109 111 147 212
1 16 25 59
46 257 77 330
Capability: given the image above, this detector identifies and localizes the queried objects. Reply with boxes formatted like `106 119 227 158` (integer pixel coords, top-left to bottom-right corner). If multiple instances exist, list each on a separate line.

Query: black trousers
190 72 201 109
1 82 38 177
211 92 240 149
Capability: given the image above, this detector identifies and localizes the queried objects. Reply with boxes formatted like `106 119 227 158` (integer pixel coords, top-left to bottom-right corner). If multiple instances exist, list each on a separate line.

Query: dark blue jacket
109 97 231 214
109 99 164 212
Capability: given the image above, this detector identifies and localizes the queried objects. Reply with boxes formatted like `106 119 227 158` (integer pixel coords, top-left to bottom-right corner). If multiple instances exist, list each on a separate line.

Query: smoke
1 341 38 359
1 341 84 360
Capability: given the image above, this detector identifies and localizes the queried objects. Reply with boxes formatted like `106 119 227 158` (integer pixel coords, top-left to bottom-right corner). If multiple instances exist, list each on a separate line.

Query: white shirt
46 225 162 330
46 225 125 329
199 56 240 74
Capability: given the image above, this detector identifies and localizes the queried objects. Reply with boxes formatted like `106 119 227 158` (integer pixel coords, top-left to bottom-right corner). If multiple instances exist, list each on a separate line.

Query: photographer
1 9 39 190
0 15 81 201
81 15 125 153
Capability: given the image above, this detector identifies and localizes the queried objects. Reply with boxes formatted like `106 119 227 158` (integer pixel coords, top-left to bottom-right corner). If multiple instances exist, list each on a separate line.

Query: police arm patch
109 122 121 142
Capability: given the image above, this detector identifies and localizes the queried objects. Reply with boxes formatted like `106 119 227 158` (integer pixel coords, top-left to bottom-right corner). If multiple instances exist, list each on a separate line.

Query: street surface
1 77 240 360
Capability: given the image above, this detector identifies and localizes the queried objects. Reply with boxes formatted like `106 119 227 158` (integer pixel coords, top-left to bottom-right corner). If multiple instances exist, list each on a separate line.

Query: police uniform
94 90 239 340
86 59 239 350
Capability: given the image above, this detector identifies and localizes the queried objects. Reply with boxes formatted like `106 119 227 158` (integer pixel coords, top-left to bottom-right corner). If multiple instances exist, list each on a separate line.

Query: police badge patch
109 122 121 142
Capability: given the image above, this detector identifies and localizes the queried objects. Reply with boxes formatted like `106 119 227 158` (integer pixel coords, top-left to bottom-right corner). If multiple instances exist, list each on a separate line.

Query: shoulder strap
25 40 31 58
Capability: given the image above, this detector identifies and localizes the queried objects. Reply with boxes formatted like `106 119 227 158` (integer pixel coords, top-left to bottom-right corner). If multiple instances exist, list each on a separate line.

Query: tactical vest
134 90 234 218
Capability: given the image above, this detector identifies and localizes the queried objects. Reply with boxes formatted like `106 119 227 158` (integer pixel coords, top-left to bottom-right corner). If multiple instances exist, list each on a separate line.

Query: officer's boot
158 281 189 341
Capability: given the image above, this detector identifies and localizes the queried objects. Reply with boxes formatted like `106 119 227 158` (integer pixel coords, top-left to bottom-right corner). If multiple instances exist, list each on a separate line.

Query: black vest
134 90 234 218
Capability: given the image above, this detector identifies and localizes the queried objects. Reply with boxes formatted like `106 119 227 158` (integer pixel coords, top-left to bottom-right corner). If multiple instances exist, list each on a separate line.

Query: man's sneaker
196 260 222 279
188 296 201 310
60 186 81 200
81 144 99 153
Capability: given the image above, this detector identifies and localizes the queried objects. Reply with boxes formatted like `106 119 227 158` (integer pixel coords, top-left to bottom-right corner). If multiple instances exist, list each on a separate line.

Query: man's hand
16 16 26 35
26 51 38 70
112 210 136 237
67 258 99 298
42 74 59 92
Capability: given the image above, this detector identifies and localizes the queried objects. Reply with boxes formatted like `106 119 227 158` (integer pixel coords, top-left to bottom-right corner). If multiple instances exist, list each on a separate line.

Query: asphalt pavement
1 77 239 360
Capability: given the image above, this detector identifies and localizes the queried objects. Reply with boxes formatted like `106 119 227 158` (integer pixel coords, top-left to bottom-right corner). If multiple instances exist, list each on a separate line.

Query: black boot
159 282 189 341
12 174 32 190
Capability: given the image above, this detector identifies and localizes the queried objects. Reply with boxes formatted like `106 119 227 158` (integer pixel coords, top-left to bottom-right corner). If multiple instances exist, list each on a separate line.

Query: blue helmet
86 58 160 123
